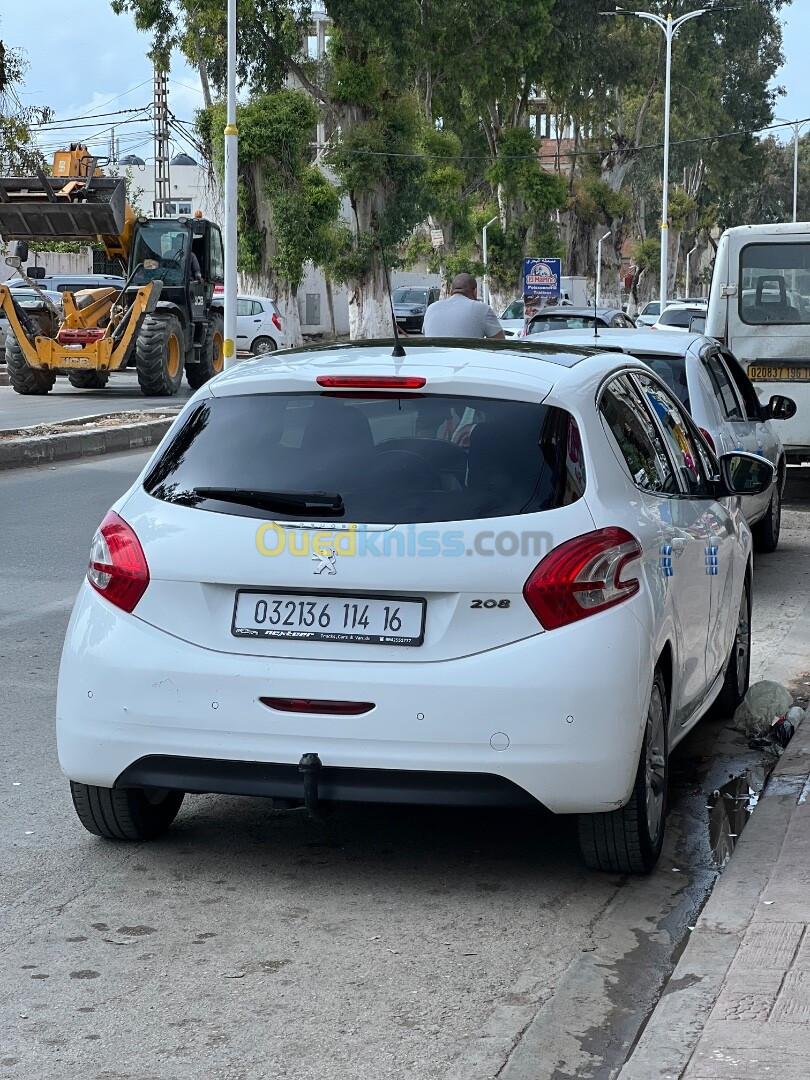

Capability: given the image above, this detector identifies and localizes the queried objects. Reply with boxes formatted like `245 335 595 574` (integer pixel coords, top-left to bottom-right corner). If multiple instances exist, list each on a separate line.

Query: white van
706 222 810 460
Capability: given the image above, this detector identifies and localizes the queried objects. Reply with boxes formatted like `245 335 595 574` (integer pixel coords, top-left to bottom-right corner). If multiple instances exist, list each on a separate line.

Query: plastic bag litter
733 680 793 739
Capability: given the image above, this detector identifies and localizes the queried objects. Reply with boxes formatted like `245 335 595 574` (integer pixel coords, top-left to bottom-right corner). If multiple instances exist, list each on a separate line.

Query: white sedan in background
57 340 772 873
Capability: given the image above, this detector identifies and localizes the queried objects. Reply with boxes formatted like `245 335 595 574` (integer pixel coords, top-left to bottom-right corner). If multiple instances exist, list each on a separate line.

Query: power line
30 106 152 130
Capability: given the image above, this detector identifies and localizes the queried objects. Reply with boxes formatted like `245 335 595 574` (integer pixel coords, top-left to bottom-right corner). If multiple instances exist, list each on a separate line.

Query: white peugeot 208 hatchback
57 340 773 872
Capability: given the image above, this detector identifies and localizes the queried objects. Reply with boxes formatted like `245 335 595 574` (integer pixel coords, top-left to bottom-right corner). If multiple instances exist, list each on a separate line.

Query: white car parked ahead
533 329 795 552
57 340 772 872
236 294 285 354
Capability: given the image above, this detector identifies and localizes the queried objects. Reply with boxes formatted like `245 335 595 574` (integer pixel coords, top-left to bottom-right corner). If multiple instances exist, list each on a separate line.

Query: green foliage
0 39 51 175
632 237 660 273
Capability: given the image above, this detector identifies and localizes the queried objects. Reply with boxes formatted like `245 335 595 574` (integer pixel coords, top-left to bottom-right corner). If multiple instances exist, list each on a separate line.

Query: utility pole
223 0 238 369
602 7 713 310
153 69 171 217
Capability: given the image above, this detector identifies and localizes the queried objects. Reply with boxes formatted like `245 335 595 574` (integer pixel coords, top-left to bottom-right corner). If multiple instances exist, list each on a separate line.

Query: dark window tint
658 306 703 328
633 354 690 408
634 373 713 498
721 350 762 421
209 229 224 283
144 394 586 523
704 352 744 421
599 377 677 494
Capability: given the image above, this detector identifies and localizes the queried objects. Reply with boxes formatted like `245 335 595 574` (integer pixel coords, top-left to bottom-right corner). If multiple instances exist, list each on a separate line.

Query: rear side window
704 352 744 421
144 393 586 524
599 376 677 495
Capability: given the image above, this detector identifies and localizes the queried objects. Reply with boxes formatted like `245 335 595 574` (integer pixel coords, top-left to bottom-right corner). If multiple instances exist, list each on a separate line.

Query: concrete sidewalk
619 711 810 1080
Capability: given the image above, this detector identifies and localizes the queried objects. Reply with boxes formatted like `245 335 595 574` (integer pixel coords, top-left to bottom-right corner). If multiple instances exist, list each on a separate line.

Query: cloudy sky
3 1 809 166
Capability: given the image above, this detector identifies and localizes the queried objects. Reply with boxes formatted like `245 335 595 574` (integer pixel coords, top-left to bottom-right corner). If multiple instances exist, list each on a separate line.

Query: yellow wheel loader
0 144 225 396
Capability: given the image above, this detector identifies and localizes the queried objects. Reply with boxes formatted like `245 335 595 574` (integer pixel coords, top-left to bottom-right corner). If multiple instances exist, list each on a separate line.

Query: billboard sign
523 257 561 299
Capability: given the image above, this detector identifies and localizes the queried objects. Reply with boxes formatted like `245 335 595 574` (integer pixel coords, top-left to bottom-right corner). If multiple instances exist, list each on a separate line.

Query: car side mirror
766 394 797 421
718 452 774 497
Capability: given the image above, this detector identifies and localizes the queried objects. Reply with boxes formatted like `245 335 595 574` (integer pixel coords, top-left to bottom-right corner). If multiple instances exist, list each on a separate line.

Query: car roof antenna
380 243 406 358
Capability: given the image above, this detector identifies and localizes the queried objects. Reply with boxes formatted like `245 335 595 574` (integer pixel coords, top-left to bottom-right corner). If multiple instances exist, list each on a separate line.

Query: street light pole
482 216 498 307
685 243 698 299
222 0 238 370
601 7 712 311
596 231 611 309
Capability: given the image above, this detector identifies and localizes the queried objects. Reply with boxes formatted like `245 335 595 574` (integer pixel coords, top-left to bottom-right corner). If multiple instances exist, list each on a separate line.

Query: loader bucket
0 175 126 243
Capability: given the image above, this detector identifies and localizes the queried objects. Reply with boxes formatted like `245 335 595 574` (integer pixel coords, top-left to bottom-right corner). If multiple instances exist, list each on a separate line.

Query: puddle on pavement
707 764 767 868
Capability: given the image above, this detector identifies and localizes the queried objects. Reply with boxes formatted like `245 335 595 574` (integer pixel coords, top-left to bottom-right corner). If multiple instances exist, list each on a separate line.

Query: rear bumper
57 584 653 814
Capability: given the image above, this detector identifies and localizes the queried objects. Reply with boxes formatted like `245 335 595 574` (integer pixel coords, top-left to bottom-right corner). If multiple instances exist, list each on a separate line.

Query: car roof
203 338 653 401
522 327 708 359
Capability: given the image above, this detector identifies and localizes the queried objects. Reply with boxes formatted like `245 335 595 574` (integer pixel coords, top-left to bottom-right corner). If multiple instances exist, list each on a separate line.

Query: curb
0 416 175 471
617 707 810 1080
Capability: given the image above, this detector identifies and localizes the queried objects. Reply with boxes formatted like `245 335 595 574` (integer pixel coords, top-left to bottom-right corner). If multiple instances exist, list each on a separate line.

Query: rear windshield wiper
192 487 345 515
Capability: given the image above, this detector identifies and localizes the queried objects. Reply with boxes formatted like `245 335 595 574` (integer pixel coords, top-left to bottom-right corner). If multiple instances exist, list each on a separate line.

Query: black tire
250 335 277 355
67 370 110 390
5 332 55 395
185 312 224 389
135 313 185 396
752 477 781 553
578 669 669 874
713 575 752 717
70 782 184 841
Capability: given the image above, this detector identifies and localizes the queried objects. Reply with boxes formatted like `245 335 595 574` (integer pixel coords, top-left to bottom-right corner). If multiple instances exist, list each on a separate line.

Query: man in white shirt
422 273 506 339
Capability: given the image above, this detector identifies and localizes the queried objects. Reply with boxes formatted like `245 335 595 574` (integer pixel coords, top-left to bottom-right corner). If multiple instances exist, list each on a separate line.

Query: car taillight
698 427 716 453
523 527 642 630
87 511 149 613
272 311 282 332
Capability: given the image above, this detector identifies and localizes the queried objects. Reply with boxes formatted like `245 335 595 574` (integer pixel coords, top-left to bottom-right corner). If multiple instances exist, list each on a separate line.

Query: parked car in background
636 301 661 327
528 327 794 551
234 294 285 354
524 306 636 336
651 302 708 332
499 296 576 337
0 287 63 356
393 286 440 334
5 273 125 294
57 338 772 873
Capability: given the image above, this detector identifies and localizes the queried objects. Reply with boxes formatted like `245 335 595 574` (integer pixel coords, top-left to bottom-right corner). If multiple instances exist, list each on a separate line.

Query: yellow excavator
0 144 225 396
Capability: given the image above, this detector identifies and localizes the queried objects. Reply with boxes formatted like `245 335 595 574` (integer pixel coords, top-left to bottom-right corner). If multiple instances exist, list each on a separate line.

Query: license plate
748 363 810 382
232 590 426 646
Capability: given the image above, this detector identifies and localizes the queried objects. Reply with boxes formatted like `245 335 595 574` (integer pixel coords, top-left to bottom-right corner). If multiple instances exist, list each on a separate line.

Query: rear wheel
578 669 668 874
5 332 55 395
185 312 224 389
713 576 751 716
135 313 184 396
752 479 781 553
70 782 184 840
67 370 110 390
251 335 277 355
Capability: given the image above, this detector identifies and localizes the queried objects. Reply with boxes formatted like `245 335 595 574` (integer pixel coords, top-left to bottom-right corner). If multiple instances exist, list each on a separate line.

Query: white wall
0 246 94 282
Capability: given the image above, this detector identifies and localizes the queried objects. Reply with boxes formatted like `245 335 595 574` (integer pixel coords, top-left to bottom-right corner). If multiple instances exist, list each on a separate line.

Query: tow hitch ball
298 752 323 820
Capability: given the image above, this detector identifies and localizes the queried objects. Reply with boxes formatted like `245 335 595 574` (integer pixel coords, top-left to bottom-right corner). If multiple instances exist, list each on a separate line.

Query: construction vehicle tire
68 371 110 390
185 312 225 389
5 332 56 395
135 313 184 396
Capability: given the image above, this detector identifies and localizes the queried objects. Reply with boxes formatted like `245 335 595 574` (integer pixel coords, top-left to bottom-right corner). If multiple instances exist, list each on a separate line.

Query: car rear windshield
529 315 605 333
144 393 586 524
658 307 700 327
632 354 690 408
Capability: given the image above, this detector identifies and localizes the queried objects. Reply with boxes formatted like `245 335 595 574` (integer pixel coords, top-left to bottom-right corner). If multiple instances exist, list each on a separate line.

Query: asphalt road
0 373 193 432
2 453 809 1080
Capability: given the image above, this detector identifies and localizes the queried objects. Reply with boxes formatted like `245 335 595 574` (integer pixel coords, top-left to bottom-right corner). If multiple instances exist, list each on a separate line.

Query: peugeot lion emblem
312 548 338 575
